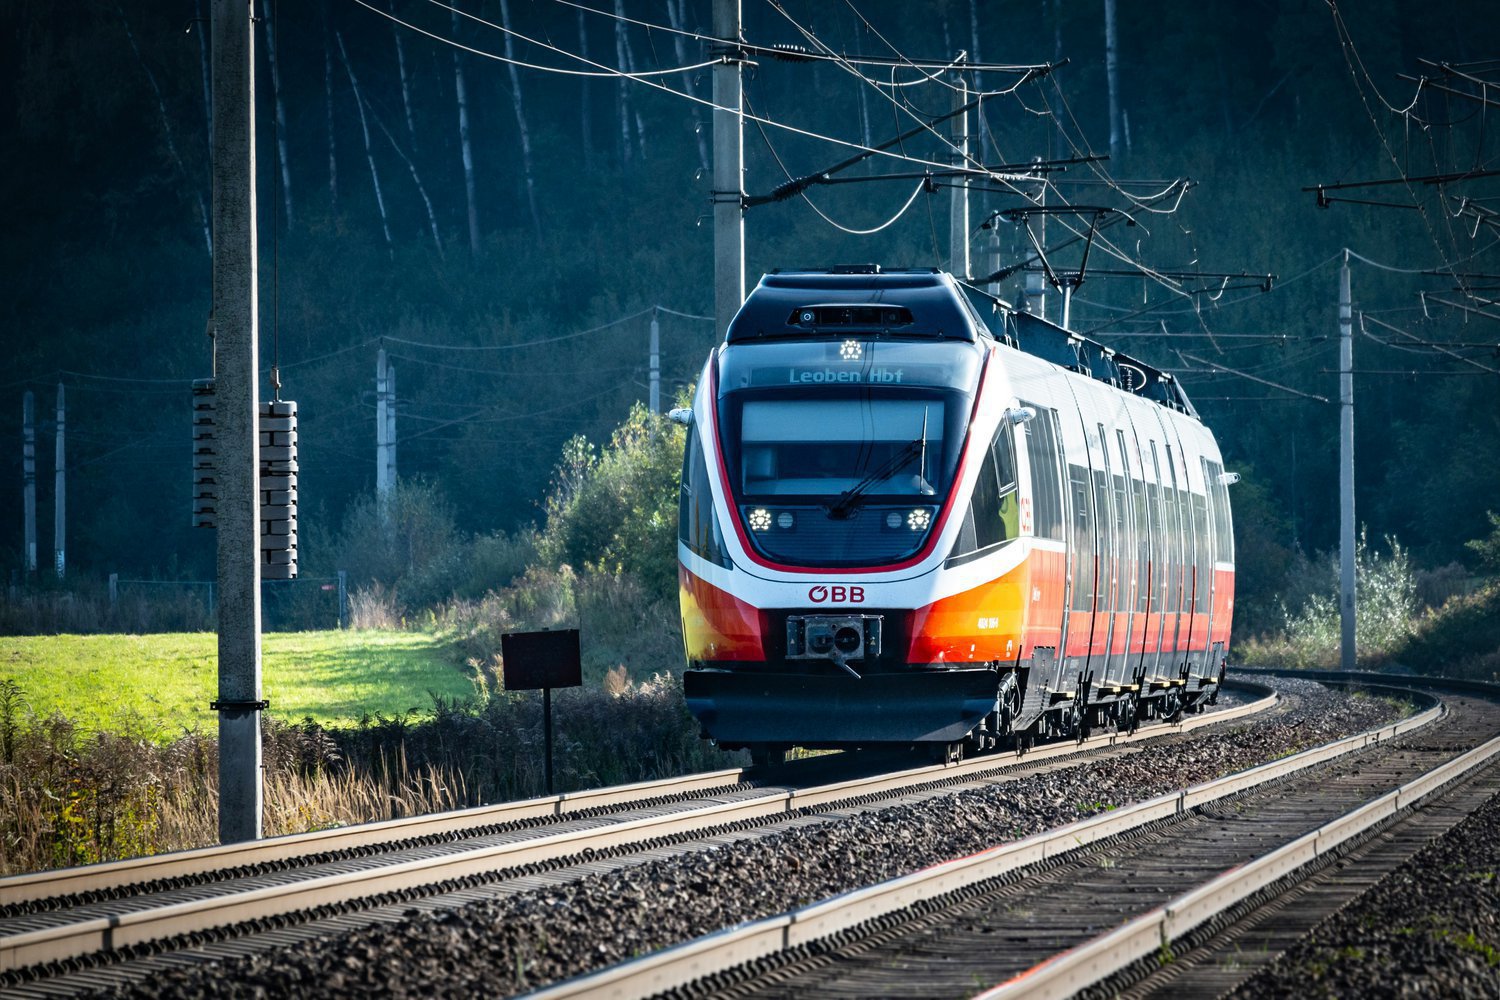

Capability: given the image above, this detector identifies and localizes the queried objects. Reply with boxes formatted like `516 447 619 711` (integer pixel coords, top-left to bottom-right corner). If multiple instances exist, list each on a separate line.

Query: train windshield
722 387 966 503
718 388 967 567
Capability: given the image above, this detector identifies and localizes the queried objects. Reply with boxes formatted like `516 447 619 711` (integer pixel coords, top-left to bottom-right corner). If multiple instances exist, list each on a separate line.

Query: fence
109 571 349 632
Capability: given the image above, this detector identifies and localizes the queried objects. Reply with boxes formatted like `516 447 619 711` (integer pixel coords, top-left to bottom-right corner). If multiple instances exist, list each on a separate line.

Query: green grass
0 630 475 737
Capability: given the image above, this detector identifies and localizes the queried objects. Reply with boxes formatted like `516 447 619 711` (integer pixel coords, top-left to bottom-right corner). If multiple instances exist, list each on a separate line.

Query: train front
677 269 1000 753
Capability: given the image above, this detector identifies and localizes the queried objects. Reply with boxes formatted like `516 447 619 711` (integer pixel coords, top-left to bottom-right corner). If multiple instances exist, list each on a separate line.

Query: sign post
500 628 583 794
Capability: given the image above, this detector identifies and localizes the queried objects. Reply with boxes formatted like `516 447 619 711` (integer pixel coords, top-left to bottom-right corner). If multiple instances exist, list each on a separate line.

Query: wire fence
108 572 349 632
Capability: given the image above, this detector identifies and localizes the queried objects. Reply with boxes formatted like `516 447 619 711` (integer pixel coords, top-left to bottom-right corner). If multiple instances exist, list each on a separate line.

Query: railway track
535 672 1497 1000
0 682 1274 993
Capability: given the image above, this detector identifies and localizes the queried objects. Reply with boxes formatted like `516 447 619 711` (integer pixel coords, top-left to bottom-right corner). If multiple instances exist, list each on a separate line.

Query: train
673 266 1235 764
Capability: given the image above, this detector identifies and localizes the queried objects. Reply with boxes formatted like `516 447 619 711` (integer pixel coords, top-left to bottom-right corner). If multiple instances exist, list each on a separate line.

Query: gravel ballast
89 679 1408 999
1230 769 1500 1000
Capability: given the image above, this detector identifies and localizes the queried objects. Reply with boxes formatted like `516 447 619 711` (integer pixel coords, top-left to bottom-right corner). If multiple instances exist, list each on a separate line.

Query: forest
3 0 1500 637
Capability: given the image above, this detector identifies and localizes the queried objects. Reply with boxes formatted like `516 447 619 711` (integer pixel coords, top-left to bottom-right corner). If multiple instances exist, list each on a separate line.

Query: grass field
0 630 476 737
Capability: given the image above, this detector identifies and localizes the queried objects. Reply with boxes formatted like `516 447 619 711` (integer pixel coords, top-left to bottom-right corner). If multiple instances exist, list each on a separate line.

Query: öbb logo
808 585 865 604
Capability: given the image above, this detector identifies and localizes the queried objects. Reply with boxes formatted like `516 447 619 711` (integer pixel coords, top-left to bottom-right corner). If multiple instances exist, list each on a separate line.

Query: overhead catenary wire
352 0 1018 180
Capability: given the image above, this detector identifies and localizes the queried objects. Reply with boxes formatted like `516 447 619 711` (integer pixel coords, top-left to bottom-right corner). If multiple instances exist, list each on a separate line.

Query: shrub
536 404 684 605
1240 530 1419 668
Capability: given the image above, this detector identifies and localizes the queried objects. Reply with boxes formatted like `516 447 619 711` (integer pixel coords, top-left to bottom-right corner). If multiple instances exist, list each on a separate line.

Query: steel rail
0 685 1275 974
518 683 1445 1000
978 722 1500 998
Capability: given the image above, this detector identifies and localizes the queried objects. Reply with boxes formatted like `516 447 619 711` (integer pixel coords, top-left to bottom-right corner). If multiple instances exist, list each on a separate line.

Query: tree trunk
336 31 393 257
577 9 594 170
619 18 649 163
499 0 542 239
367 97 445 259
451 4 481 256
195 0 211 162
389 0 417 139
614 0 635 167
666 0 709 172
260 0 294 225
1104 0 1122 162
324 7 339 210
117 3 210 257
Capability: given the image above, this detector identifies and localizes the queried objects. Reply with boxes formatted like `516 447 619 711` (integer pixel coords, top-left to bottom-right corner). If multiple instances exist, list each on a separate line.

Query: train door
1121 426 1149 688
1147 439 1169 684
1059 399 1096 696
1019 402 1068 667
1163 441 1186 669
1110 422 1128 689
1093 422 1117 681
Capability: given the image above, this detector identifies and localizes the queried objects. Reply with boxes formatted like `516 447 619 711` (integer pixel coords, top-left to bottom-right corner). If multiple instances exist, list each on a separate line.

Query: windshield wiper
825 409 929 520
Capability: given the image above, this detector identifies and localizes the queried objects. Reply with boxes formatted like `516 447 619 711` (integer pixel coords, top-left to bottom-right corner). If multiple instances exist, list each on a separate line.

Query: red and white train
676 267 1235 763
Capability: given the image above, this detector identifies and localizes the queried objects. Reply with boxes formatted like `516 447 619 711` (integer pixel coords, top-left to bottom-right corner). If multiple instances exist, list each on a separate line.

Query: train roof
724 266 1198 419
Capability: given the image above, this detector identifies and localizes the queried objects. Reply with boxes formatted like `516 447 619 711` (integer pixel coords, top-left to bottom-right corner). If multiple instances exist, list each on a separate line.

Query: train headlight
839 339 863 360
885 512 903 529
748 507 772 531
776 511 796 530
907 508 931 531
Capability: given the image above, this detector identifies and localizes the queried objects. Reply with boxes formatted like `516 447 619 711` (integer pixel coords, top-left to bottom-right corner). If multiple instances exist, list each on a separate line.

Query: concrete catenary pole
649 310 661 414
53 384 64 580
712 0 744 339
386 362 397 488
1339 251 1356 671
949 76 969 281
22 391 36 576
376 348 391 504
212 0 263 844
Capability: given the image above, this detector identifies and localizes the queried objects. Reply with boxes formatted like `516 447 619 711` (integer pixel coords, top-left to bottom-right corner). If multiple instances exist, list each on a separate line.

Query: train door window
1112 430 1132 614
1150 442 1167 612
679 432 731 568
1021 402 1066 541
1164 444 1181 614
1093 475 1112 612
1069 465 1094 611
1126 433 1150 615
1193 491 1210 609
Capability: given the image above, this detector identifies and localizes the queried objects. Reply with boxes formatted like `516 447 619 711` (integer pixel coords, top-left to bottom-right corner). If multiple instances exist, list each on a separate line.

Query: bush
1239 530 1419 669
536 403 685 605
1387 583 1500 680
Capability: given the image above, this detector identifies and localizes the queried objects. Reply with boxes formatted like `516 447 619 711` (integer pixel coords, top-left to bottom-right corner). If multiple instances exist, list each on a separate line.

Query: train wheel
749 745 786 768
925 741 963 765
1119 693 1139 735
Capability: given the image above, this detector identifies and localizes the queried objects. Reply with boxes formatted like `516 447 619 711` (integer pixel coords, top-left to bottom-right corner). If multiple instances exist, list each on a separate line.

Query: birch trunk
577 9 595 169
324 8 339 209
336 32 394 257
1105 0 1122 161
195 0 211 161
117 4 210 257
452 4 481 256
499 0 542 239
389 0 417 138
368 100 445 259
613 0 634 168
619 16 649 163
666 0 709 172
260 0 294 225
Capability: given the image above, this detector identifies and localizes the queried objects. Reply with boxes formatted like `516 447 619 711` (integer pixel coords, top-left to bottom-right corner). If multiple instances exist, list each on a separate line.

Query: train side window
679 432 731 568
1020 402 1066 541
1069 465 1094 611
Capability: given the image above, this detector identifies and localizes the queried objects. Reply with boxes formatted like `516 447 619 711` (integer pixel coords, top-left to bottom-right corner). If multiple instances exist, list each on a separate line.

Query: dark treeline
2 1 1499 632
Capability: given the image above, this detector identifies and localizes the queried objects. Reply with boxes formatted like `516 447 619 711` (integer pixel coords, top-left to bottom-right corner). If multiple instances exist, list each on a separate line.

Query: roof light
840 339 863 360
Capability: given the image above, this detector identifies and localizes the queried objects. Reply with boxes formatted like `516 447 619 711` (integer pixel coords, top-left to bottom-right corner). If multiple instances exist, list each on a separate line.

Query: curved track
0 684 1272 992
558 672 1499 1000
